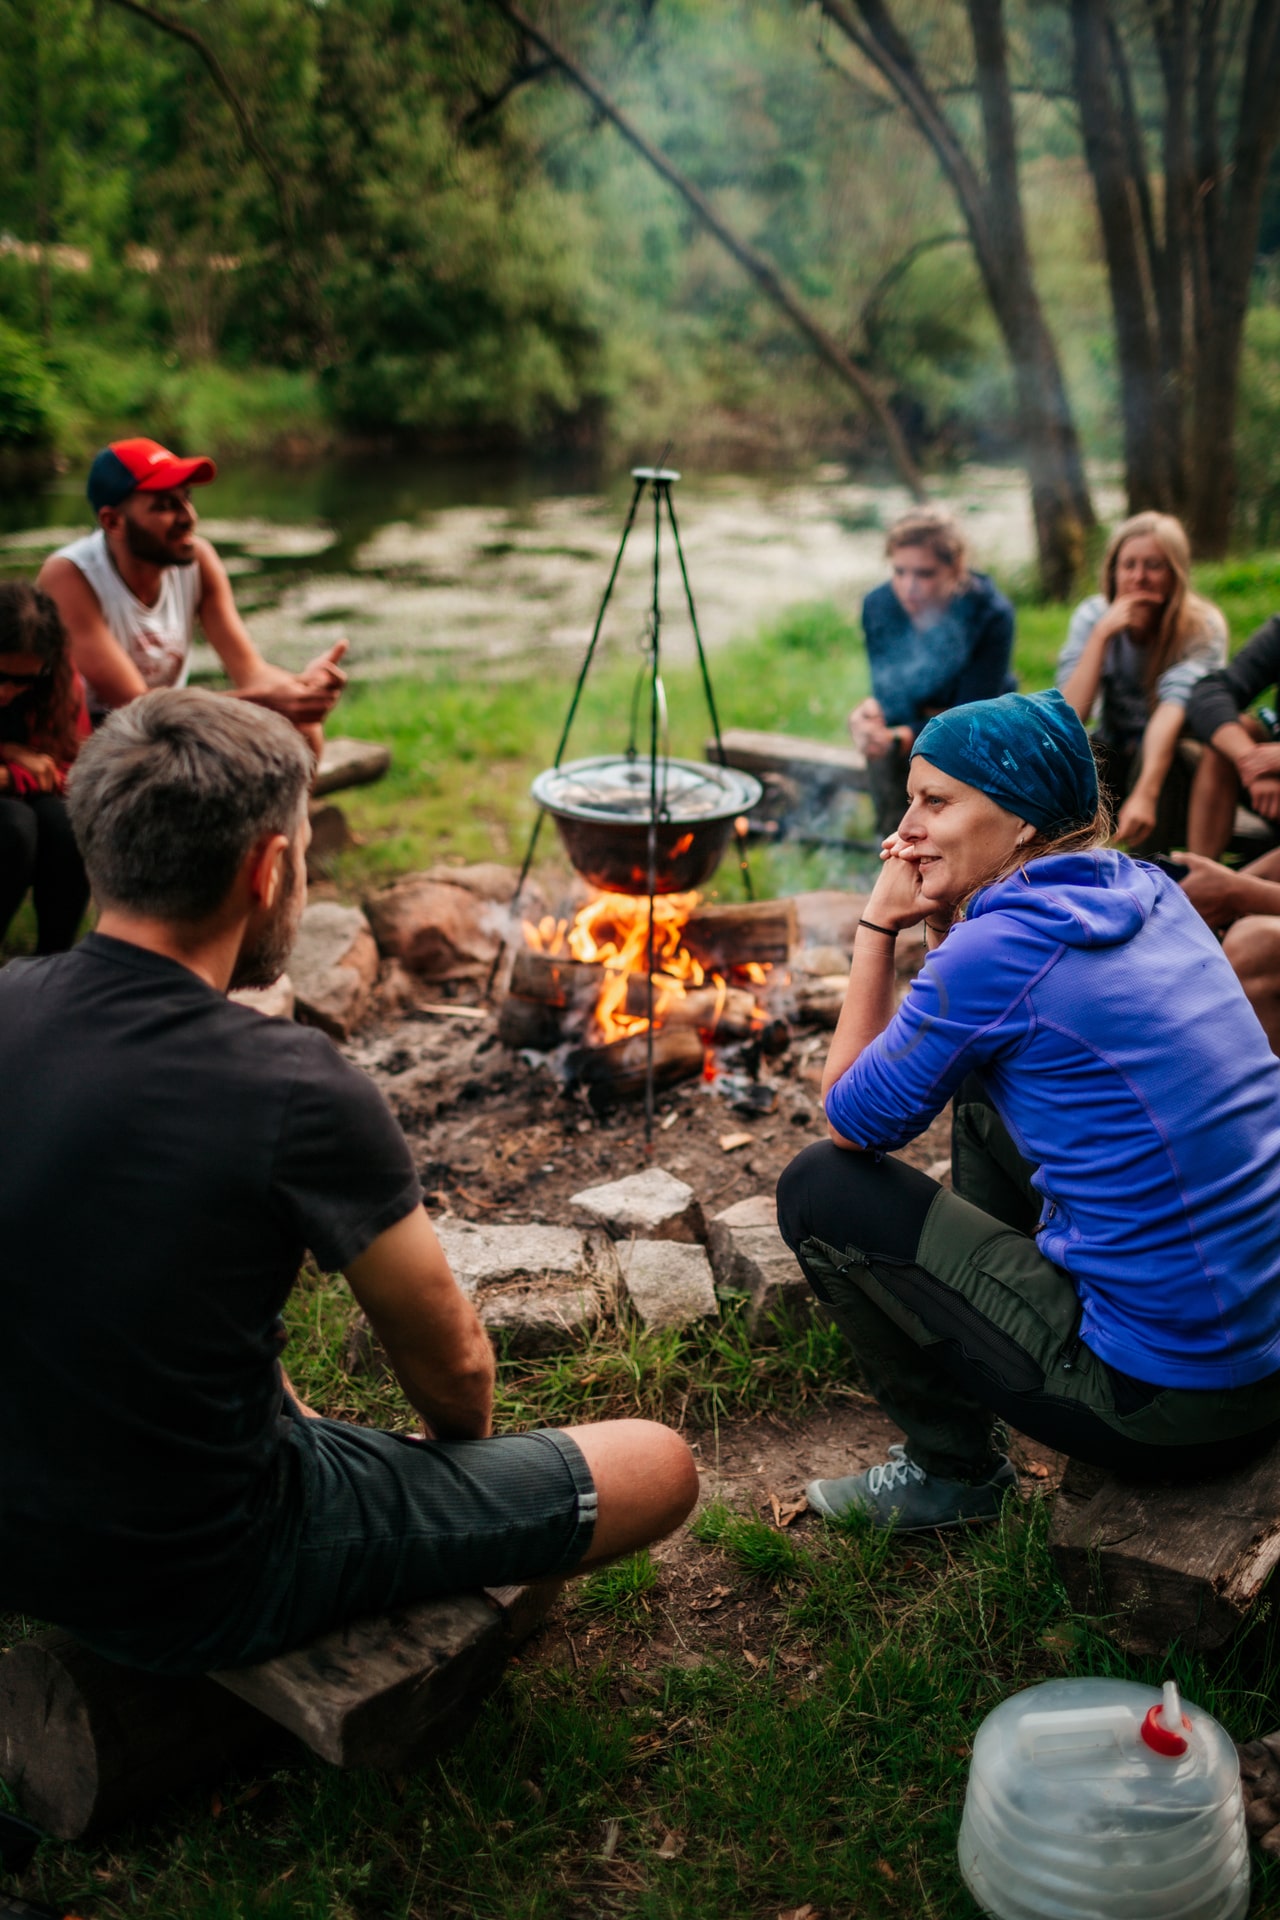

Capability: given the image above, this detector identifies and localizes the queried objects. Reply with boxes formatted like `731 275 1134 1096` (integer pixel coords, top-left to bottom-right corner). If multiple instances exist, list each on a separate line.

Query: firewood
506 949 604 1007
1048 1439 1280 1653
568 1026 704 1102
622 976 759 1036
683 899 797 971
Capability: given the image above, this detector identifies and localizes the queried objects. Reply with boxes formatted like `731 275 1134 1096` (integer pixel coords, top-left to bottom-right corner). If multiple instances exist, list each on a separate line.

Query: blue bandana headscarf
912 688 1097 835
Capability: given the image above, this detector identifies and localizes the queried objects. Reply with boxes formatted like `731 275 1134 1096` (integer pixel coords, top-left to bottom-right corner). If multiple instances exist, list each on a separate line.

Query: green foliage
1234 305 1280 549
0 321 54 448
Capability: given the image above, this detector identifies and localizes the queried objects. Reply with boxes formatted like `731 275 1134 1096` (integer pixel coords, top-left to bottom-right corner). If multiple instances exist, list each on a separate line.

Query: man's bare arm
36 554 148 709
344 1206 495 1440
196 540 347 725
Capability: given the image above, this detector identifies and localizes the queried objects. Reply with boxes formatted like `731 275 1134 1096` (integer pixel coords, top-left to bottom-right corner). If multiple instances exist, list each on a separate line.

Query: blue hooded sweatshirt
824 850 1280 1389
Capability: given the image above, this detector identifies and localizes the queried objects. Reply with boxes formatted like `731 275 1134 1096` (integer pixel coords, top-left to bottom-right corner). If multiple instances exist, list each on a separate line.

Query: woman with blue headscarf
778 688 1280 1531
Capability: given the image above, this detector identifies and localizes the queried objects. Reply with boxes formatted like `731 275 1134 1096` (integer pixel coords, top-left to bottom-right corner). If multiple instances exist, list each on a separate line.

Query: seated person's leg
1187 724 1257 858
28 792 90 953
0 795 38 945
1222 915 1280 1054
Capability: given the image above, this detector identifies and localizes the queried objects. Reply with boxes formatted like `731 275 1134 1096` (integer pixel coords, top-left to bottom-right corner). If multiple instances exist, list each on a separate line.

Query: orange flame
523 890 768 1044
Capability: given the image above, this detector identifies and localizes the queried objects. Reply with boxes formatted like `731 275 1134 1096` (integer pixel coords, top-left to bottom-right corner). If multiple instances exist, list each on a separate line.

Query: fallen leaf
875 1859 898 1881
656 1829 684 1859
768 1492 807 1528
600 1818 621 1860
777 1906 819 1920
719 1131 754 1152
1022 1460 1051 1479
743 1647 763 1669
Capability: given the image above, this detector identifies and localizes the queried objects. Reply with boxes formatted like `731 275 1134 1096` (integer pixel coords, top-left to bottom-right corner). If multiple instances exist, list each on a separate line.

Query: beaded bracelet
857 917 898 939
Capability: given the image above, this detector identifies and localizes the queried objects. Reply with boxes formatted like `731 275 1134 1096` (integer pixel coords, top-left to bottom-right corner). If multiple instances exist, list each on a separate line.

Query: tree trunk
1069 0 1176 512
820 0 1094 596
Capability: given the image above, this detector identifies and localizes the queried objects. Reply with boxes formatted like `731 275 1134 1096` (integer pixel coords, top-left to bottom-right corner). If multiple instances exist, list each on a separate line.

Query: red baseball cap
87 437 217 510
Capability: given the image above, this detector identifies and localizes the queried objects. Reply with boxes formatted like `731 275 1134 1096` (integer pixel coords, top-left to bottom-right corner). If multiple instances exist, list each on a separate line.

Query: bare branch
484 0 926 496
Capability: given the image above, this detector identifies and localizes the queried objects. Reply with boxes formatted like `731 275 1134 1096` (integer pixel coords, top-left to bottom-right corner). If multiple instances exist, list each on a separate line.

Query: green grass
11 1496 1280 1919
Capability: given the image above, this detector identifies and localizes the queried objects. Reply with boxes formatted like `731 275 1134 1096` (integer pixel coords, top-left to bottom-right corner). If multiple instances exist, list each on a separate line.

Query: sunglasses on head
0 664 52 687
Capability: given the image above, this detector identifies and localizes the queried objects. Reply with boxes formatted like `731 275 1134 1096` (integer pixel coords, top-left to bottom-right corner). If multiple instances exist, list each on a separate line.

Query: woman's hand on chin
866 834 931 931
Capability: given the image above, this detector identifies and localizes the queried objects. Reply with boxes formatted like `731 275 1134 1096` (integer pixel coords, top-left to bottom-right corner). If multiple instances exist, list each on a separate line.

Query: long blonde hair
1101 512 1219 702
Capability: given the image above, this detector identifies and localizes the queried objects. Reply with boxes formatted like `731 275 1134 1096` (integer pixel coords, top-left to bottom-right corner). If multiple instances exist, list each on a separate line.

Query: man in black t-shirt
0 690 697 1674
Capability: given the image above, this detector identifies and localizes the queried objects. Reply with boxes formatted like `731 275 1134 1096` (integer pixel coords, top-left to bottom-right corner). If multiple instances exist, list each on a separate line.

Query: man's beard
123 514 196 568
230 844 304 991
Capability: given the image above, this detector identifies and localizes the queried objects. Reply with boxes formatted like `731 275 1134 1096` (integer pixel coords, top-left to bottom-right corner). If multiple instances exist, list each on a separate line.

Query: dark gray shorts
82 1416 597 1675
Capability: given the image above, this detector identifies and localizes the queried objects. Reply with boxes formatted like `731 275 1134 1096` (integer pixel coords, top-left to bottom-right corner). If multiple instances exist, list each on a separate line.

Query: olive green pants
776 1086 1280 1481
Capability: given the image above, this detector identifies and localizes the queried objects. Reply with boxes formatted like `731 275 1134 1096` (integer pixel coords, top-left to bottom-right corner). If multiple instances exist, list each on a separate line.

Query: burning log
569 1027 705 1105
497 950 605 1050
622 975 759 1038
683 899 797 972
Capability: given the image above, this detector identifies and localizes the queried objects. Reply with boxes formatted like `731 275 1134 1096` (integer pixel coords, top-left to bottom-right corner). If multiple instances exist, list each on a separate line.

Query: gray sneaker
805 1443 1018 1532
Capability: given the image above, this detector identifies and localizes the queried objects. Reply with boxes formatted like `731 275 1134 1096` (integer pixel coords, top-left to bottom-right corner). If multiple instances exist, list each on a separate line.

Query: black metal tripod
501 465 753 1143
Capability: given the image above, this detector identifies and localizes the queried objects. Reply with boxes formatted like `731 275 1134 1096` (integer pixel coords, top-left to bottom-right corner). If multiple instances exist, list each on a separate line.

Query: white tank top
53 529 202 714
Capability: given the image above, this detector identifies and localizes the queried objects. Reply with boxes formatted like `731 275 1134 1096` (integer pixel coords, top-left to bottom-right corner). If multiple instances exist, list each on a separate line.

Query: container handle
1015 1704 1138 1761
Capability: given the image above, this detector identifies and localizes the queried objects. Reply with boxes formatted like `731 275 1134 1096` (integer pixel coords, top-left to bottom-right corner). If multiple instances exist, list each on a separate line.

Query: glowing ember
523 890 769 1045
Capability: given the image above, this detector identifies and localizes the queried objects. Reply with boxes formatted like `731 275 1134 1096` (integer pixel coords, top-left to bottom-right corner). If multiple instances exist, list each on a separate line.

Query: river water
0 451 1048 682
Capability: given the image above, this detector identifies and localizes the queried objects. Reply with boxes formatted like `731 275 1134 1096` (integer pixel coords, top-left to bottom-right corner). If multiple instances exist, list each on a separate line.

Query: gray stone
228 971 295 1020
569 1166 705 1244
313 736 392 798
434 1221 618 1357
708 1194 810 1334
289 904 379 1039
617 1240 718 1331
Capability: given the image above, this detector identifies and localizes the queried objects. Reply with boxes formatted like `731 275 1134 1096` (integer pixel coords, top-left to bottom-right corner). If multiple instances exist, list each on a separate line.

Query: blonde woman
1056 511 1226 852
850 506 1015 839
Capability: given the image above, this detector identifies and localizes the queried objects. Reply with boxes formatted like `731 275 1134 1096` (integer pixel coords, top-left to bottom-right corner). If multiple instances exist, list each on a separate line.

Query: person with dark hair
778 688 1280 1532
849 506 1016 840
36 437 346 754
1056 511 1226 852
0 689 697 1674
0 582 90 953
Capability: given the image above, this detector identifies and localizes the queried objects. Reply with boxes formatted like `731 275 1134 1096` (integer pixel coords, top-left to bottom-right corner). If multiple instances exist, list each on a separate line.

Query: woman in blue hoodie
779 688 1280 1531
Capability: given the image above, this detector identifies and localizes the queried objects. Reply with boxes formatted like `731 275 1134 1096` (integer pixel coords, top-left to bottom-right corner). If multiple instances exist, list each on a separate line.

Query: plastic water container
958 1677 1249 1920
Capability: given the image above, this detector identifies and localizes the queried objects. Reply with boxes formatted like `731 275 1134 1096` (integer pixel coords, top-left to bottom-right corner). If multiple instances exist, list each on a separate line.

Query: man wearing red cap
37 438 346 748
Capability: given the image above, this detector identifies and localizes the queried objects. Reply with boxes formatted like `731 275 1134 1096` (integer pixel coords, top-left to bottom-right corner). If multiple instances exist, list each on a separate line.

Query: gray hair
67 688 312 921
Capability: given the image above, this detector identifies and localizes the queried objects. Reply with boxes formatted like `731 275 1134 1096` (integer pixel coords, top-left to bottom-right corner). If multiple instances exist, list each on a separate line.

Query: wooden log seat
0 1582 556 1839
1047 1442 1280 1655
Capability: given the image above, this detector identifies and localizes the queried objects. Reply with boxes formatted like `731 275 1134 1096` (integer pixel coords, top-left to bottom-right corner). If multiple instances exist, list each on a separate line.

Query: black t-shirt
0 933 421 1630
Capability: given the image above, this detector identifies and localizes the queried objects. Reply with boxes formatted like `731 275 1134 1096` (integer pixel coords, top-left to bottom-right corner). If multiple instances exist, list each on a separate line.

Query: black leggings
0 793 89 954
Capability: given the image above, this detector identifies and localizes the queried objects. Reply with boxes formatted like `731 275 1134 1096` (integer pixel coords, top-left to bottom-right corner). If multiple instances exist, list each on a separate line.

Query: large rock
569 1167 705 1244
229 972 296 1021
434 1220 618 1356
708 1194 810 1334
617 1240 718 1332
313 736 392 798
289 904 379 1039
365 866 542 980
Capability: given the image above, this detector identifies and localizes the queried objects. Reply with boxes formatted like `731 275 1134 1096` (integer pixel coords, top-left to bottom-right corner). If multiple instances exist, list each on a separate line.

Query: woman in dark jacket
0 583 90 953
850 507 1015 839
782 688 1280 1532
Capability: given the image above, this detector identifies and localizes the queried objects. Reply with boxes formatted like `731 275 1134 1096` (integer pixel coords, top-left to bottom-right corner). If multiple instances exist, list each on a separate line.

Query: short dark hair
67 689 312 921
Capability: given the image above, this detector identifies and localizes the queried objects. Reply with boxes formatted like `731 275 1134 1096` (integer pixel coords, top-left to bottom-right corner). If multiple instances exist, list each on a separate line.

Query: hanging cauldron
531 754 762 896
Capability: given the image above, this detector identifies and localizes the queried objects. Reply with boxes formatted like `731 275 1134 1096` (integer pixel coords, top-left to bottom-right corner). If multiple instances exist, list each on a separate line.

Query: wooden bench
1048 1442 1280 1655
0 1582 555 1840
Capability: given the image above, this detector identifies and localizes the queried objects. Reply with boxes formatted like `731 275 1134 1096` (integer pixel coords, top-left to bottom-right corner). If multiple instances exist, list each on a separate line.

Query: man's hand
240 641 348 727
1115 788 1158 847
0 744 61 793
1178 850 1247 929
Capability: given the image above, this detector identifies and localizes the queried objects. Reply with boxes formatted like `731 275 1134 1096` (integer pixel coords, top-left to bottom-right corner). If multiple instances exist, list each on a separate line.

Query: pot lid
532 755 761 824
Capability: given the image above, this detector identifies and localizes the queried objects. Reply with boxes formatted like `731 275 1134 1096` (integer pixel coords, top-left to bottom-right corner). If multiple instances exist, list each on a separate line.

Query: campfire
522 890 769 1047
499 893 797 1104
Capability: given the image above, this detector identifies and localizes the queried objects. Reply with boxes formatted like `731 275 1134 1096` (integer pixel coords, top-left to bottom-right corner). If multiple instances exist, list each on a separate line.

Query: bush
0 320 55 448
